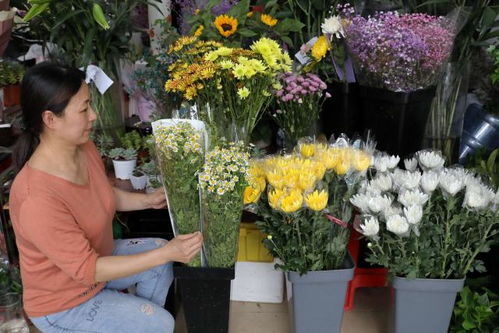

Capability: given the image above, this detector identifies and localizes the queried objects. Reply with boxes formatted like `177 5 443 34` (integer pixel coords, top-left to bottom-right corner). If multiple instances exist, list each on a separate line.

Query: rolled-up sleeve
19 196 99 286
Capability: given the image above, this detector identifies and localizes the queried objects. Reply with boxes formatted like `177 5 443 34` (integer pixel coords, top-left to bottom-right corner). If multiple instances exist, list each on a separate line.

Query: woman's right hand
162 231 203 264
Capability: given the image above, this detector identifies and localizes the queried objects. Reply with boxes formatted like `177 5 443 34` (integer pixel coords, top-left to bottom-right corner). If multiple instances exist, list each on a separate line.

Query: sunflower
260 13 278 27
214 15 238 38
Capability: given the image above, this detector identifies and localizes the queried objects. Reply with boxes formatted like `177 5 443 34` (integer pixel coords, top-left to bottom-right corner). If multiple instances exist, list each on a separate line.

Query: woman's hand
162 231 203 264
145 188 167 209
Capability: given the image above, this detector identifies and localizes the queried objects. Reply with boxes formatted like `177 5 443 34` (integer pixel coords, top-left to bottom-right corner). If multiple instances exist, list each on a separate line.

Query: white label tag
294 37 318 65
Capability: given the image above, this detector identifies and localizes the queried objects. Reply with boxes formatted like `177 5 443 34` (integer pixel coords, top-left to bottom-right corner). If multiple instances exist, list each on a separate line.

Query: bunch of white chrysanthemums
351 150 499 239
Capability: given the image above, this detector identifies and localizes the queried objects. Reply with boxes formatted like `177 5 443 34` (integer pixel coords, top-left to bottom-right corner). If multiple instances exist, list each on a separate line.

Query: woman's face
53 83 97 145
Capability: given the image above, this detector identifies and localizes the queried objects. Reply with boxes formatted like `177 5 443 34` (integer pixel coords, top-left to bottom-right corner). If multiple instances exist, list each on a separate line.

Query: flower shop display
152 120 206 267
353 149 499 333
24 0 152 136
199 141 249 268
245 138 373 333
0 60 24 107
165 36 291 144
272 72 329 149
186 0 303 48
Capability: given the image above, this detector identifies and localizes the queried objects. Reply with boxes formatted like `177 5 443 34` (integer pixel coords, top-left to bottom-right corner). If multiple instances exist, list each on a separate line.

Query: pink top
9 141 116 317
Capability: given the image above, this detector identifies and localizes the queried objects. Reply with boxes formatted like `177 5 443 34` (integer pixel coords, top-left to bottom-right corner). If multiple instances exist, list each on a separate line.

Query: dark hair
13 62 86 171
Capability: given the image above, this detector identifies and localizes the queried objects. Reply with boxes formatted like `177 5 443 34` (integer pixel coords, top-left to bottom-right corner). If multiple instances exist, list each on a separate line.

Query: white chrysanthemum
360 216 379 237
392 169 421 190
364 184 382 196
371 174 393 192
404 158 418 172
439 170 464 195
350 193 370 212
382 205 403 220
321 16 345 38
386 215 410 235
403 205 423 225
374 154 400 173
463 184 492 209
398 189 429 207
421 171 439 193
367 195 393 214
417 150 445 170
495 189 499 206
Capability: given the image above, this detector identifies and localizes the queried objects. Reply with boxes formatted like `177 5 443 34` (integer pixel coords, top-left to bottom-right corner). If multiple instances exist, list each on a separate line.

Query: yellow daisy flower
214 15 238 38
305 190 328 211
261 13 278 27
237 87 250 99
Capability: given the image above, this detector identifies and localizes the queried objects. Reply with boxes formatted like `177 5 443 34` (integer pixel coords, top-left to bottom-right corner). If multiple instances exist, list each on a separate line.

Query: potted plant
342 7 456 157
108 148 137 180
129 166 147 190
353 150 499 333
0 61 24 107
246 138 373 333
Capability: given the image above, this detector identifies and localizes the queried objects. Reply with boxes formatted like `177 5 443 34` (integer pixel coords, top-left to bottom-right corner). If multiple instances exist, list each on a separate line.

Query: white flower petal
360 216 379 237
386 215 409 235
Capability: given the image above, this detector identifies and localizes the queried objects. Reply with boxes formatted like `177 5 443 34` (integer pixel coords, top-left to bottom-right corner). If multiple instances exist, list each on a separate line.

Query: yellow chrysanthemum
244 185 261 204
237 87 250 99
247 11 254 17
267 169 285 189
280 190 303 213
268 188 284 209
261 13 278 27
194 25 204 37
220 60 234 69
300 144 315 158
298 171 316 191
352 151 372 172
214 15 238 38
305 190 328 211
335 160 350 175
311 35 331 60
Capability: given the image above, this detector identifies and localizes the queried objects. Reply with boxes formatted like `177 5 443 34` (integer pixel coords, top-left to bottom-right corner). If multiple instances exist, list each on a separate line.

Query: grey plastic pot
286 255 354 333
392 276 465 333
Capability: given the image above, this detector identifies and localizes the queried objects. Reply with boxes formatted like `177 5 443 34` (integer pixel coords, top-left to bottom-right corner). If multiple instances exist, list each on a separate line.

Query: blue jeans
30 238 175 333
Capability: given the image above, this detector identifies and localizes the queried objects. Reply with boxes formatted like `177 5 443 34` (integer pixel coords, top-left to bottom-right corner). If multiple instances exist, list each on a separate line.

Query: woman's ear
41 110 57 130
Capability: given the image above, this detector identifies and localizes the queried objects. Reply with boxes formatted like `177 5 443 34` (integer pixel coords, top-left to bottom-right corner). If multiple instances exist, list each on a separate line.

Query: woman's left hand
146 188 167 209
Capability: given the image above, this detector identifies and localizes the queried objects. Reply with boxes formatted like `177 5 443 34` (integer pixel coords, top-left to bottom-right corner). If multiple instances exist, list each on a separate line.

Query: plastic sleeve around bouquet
152 119 208 267
201 187 244 268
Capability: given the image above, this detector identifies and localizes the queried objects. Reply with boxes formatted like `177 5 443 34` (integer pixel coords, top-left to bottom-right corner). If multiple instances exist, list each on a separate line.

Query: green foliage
466 148 499 188
450 287 499 333
24 0 157 75
91 132 115 157
0 262 22 294
119 131 144 151
488 45 499 85
0 61 25 87
108 147 137 160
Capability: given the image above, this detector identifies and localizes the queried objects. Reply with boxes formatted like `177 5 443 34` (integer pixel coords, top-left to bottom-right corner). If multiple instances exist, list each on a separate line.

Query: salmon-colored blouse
9 141 116 317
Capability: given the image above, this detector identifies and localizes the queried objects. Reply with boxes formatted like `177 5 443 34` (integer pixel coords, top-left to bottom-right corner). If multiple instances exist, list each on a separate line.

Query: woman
9 62 202 332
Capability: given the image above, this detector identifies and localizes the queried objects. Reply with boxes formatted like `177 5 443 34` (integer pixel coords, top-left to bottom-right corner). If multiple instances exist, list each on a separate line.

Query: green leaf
52 9 85 30
481 7 497 30
483 30 499 41
275 18 305 33
228 0 250 19
264 0 277 10
486 149 498 174
280 35 294 47
23 3 50 22
237 27 258 37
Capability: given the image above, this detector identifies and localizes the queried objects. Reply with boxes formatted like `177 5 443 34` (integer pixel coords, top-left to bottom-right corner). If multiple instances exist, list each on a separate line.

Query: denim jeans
30 238 174 333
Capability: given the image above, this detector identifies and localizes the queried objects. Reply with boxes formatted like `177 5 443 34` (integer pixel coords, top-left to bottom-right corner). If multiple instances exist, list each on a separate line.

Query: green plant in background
108 147 138 161
91 132 115 157
133 20 182 120
154 122 205 266
0 262 22 294
119 131 144 152
488 45 499 85
466 148 498 188
199 141 249 268
0 61 25 87
23 0 160 136
187 0 303 48
450 287 499 333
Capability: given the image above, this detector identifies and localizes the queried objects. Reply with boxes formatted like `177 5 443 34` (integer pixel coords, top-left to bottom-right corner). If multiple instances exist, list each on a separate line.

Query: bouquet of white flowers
353 150 499 279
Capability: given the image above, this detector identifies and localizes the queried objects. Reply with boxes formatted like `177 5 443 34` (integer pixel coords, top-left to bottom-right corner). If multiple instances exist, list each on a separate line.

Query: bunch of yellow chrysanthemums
165 37 291 144
244 141 372 214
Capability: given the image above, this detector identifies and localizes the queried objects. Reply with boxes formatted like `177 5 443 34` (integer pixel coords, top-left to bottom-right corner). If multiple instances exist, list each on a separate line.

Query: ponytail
13 131 40 172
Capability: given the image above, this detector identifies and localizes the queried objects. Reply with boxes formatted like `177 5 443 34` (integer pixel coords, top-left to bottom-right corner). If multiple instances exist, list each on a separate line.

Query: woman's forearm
113 187 149 212
94 247 167 282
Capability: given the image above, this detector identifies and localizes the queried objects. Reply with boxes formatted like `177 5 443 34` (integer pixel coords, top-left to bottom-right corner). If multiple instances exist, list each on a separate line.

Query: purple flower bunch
211 0 239 16
344 11 454 92
275 73 329 103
